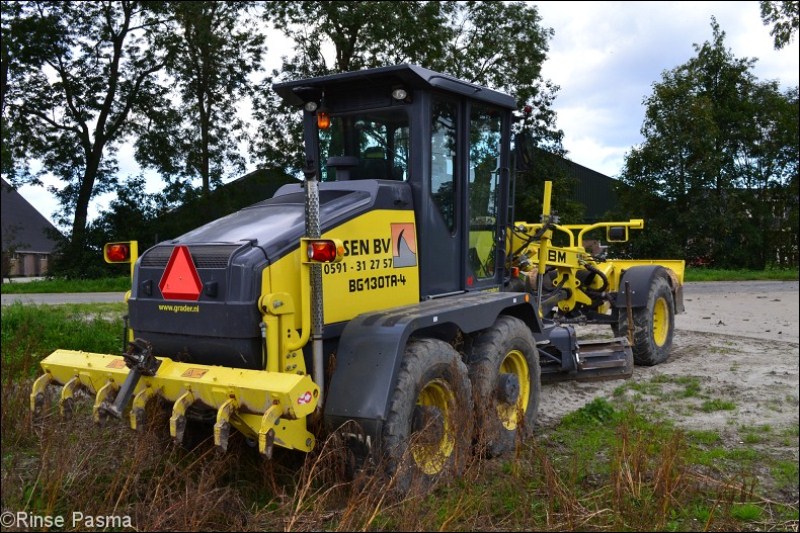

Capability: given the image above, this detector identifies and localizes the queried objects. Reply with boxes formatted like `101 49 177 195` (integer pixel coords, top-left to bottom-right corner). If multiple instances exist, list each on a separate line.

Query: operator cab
274 65 517 299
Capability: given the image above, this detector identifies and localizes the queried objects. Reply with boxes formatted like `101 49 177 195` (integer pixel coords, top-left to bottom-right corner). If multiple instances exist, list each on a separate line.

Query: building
533 147 620 222
1 178 63 278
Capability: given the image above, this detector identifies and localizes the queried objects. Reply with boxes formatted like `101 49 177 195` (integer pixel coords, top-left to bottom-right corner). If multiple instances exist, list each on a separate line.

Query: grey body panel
615 265 682 312
274 64 517 110
324 291 540 437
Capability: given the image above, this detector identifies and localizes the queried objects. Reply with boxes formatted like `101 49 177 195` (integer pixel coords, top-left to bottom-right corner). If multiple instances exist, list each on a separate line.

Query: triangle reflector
159 245 203 301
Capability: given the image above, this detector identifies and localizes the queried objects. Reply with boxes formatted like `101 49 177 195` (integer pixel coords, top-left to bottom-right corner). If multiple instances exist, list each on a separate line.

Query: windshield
319 109 409 181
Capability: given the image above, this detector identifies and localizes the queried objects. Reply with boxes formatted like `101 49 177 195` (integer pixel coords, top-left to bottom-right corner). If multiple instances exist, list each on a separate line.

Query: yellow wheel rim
652 297 669 347
496 349 530 431
411 379 455 475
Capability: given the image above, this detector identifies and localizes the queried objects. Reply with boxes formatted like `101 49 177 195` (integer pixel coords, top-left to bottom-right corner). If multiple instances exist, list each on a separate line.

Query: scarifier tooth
60 376 81 417
170 390 195 445
130 386 158 431
258 405 282 458
213 398 238 453
92 380 119 424
215 422 231 453
61 397 75 417
263 429 275 460
30 372 53 416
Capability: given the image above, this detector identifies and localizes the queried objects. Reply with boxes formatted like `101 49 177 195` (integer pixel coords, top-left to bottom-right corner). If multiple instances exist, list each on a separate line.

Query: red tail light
104 242 131 263
305 239 343 263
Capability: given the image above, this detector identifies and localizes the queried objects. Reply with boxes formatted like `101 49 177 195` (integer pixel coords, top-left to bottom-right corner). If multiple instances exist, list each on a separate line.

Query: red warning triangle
159 245 203 301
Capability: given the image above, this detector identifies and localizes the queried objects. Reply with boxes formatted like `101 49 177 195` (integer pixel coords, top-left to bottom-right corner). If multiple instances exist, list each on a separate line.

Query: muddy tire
382 338 473 494
468 316 540 457
618 275 675 366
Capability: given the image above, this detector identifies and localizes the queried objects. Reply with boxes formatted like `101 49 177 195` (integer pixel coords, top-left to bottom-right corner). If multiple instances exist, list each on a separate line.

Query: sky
16 1 800 229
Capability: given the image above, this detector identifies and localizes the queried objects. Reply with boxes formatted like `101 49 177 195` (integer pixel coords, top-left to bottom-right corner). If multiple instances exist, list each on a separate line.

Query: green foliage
700 399 737 412
135 1 266 196
615 18 799 269
686 429 722 445
760 1 800 49
730 503 763 521
2 1 173 258
684 267 799 281
255 1 564 176
771 458 799 489
1 276 129 293
1 302 125 377
87 175 166 251
562 397 616 426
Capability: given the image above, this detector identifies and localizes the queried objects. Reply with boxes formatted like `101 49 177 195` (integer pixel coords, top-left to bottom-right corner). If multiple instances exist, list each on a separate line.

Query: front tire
468 316 540 457
382 338 473 494
618 275 675 366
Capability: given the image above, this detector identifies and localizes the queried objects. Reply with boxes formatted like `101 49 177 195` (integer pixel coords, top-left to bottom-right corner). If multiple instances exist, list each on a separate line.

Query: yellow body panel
609 259 685 285
268 210 420 325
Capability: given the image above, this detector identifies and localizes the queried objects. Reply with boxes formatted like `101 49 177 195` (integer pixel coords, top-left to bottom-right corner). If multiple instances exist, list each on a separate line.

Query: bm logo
547 249 567 263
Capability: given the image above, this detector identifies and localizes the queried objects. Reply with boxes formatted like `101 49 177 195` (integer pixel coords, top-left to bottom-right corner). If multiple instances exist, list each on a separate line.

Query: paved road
676 280 798 343
1 292 127 305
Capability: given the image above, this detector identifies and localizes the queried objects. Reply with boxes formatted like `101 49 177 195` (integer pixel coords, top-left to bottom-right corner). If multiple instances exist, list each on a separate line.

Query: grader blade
30 349 319 455
540 336 633 383
573 337 634 382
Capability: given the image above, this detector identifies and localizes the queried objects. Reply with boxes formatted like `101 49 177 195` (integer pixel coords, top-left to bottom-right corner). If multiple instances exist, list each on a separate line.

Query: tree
253 1 455 173
2 1 171 276
88 175 164 249
1 0 65 181
254 1 565 189
135 1 265 198
443 2 572 223
616 18 799 268
760 0 800 50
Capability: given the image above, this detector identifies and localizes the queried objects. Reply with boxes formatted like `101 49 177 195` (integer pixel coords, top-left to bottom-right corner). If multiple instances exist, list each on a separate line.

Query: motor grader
30 64 685 491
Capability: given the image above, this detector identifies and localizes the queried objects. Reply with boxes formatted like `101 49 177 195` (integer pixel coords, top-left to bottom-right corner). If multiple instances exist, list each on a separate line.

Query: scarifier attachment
30 349 319 455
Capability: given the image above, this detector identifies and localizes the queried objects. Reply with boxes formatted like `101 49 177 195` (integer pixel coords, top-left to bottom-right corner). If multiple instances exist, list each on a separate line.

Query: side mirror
607 226 628 242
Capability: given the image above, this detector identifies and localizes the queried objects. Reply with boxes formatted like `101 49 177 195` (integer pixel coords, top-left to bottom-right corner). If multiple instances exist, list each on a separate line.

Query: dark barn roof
1 178 62 253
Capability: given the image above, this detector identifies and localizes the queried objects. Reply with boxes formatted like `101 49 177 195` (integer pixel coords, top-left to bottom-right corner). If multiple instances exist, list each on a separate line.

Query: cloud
537 1 799 177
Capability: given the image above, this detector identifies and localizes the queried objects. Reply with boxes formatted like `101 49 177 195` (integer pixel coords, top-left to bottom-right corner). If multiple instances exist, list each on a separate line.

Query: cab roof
273 64 517 110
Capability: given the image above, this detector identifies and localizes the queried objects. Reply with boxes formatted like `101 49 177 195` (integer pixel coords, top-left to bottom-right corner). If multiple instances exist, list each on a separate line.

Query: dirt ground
538 281 799 488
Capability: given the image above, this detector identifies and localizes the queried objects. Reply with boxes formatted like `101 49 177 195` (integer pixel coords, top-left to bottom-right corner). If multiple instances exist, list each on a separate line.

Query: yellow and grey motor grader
31 64 684 491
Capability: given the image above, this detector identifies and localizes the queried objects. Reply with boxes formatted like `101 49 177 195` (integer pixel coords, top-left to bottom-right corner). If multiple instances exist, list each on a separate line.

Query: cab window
319 109 409 182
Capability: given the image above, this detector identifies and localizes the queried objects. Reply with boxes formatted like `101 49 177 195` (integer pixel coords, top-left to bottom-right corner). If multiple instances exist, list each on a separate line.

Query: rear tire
382 338 473 494
618 275 675 366
468 316 540 457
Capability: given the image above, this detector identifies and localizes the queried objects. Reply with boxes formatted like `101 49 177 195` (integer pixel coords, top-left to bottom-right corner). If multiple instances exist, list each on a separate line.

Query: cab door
419 96 463 297
464 103 507 291
418 97 509 298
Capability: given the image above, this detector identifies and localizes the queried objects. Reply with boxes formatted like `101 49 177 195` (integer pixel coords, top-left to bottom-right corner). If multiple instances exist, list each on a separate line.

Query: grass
683 267 798 282
2 303 798 531
1 302 126 377
1 276 131 294
700 399 737 412
2 365 797 531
